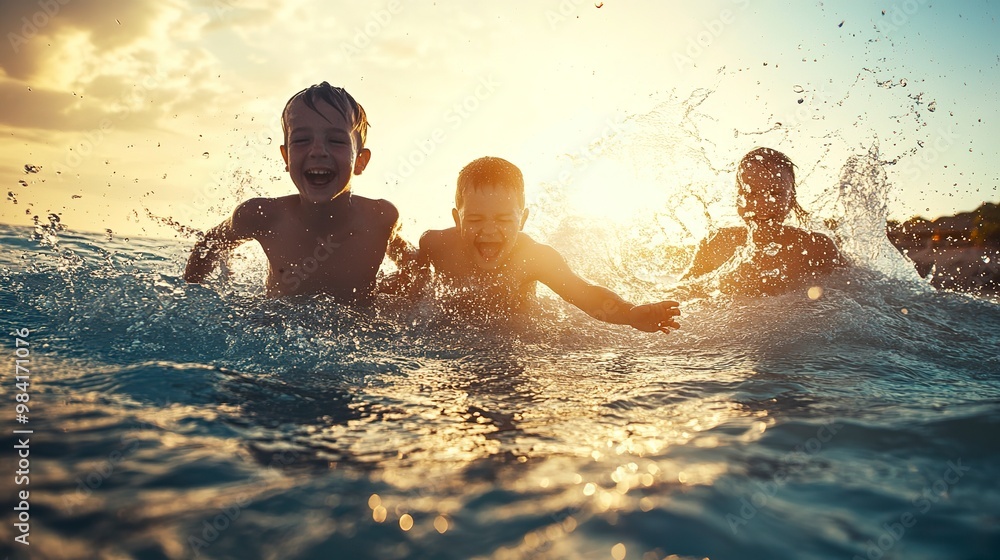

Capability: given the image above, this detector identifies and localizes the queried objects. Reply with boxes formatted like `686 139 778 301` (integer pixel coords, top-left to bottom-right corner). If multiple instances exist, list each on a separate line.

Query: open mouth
304 168 334 187
475 241 503 261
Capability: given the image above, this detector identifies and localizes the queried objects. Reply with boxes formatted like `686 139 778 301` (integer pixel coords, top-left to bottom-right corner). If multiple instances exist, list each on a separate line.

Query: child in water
683 147 844 294
183 82 413 300
418 156 681 333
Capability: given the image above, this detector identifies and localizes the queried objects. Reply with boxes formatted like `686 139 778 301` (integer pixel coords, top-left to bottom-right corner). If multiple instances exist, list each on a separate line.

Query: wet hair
456 156 525 210
281 82 369 148
736 147 808 223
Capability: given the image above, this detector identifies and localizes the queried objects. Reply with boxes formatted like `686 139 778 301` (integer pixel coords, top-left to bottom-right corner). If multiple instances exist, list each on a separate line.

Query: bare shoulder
231 197 283 238
353 196 400 228
418 227 456 256
518 233 557 261
518 234 568 276
781 226 845 267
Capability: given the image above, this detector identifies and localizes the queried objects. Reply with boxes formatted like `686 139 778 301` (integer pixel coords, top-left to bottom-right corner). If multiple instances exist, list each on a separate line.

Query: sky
1 0 997 242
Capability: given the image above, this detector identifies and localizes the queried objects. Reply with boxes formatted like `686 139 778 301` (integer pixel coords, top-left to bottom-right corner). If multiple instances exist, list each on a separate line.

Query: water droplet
202 152 210 158
793 85 805 93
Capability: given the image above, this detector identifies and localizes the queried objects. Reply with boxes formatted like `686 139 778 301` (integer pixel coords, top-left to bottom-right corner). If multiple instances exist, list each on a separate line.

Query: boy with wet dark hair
184 82 413 300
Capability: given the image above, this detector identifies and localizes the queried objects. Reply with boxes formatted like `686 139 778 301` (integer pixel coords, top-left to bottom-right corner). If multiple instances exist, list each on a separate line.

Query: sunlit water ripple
1 222 998 560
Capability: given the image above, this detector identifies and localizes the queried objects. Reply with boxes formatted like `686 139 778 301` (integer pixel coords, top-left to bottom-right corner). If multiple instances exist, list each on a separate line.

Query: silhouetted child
418 156 680 332
184 82 413 300
683 147 844 294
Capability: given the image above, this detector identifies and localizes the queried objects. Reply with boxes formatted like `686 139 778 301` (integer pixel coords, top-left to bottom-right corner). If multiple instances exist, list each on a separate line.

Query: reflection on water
2 210 1000 560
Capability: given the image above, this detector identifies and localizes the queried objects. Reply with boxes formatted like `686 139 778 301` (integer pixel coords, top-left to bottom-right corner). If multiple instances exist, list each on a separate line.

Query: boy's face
452 185 528 270
280 97 370 204
737 164 793 225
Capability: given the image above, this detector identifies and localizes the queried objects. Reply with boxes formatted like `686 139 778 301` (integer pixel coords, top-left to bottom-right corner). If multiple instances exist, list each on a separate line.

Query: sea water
1 194 999 560
3 84 999 559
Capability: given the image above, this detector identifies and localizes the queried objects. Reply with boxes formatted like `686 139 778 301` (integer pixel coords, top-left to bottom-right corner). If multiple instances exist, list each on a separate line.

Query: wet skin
684 158 844 294
184 97 411 300
419 185 680 332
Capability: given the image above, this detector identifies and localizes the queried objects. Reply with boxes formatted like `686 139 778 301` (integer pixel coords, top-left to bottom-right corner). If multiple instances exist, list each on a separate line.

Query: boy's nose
309 140 331 158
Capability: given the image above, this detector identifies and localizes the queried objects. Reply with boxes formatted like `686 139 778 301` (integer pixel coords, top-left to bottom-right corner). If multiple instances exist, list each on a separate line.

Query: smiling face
280 97 369 205
737 155 794 226
452 185 528 270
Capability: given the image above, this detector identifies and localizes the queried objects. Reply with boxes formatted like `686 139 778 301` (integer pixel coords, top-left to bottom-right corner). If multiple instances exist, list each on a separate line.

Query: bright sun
565 159 668 225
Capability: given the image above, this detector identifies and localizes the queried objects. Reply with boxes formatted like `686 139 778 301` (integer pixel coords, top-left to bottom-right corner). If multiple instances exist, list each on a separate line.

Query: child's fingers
653 301 681 316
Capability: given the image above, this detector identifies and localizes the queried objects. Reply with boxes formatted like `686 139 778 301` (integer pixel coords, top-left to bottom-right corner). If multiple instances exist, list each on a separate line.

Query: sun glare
565 159 666 225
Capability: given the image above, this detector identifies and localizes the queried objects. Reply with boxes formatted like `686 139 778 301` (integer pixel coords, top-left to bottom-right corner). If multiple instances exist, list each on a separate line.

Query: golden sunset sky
1 0 997 241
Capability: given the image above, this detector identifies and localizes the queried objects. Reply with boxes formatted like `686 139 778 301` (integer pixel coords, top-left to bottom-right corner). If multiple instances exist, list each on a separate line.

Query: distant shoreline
888 202 1000 295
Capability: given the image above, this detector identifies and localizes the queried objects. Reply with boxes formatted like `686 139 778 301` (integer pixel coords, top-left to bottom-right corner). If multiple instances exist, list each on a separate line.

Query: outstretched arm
183 199 265 283
532 244 680 333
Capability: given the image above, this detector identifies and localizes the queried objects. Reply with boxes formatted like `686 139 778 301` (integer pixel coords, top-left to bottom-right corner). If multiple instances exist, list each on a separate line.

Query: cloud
0 0 237 133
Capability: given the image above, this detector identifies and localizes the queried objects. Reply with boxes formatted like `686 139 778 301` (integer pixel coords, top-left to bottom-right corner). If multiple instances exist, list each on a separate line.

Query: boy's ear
452 208 461 228
519 207 530 230
279 144 289 171
353 148 372 175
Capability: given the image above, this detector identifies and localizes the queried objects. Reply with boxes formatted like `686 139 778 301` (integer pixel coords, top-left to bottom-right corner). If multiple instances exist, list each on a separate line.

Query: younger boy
418 157 680 333
184 82 413 300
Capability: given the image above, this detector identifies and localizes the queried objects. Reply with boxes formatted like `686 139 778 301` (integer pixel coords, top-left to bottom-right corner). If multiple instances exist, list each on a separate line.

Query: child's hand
628 301 681 334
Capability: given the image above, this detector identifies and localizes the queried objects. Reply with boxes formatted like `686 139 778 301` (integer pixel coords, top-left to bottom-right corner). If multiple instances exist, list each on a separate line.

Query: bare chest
258 221 391 297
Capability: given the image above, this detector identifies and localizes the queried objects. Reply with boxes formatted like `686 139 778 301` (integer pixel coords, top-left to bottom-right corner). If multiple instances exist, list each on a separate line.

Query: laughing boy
184 82 412 300
418 156 680 332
